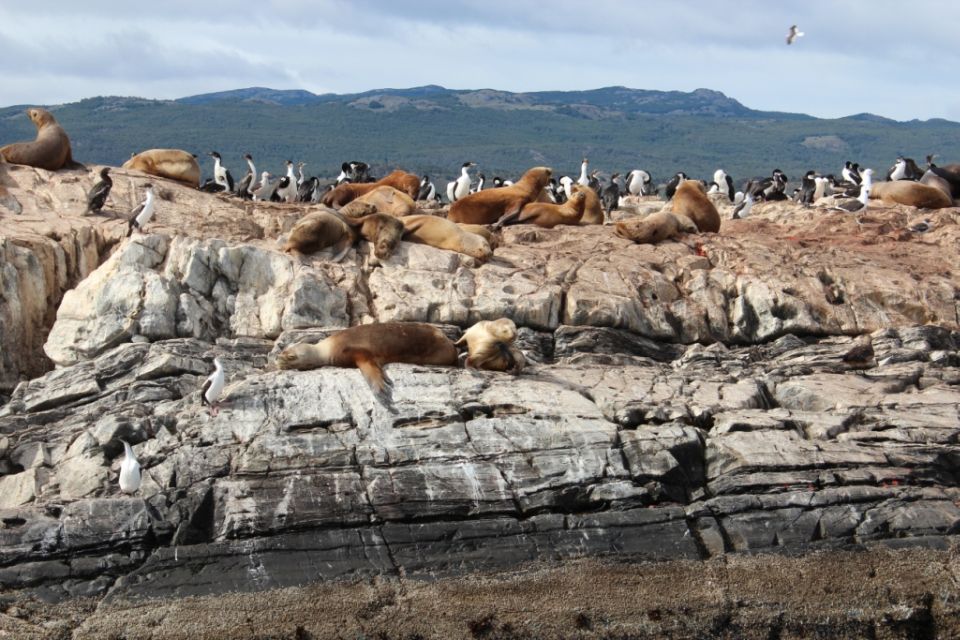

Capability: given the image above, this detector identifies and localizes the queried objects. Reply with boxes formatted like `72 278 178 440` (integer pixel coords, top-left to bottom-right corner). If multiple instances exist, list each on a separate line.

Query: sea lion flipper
492 210 522 230
352 351 389 394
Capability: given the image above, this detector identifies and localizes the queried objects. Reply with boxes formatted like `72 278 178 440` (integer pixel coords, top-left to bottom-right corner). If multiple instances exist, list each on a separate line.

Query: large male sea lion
322 170 420 207
448 166 553 225
0 107 80 171
400 214 493 260
869 181 953 209
276 322 459 396
123 149 201 188
673 180 721 232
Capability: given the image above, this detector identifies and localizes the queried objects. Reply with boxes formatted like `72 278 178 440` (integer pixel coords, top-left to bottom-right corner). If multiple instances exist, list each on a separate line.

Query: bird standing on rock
201 357 226 416
85 167 112 215
127 183 156 236
118 440 141 494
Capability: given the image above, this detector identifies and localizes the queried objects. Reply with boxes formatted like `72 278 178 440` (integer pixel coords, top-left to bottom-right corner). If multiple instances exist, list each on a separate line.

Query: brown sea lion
276 322 459 396
282 210 357 261
400 214 493 260
456 318 525 373
0 107 80 171
448 166 552 224
503 190 586 228
355 213 406 259
340 185 417 218
283 210 405 261
920 170 954 200
673 180 721 232
615 211 682 244
321 170 420 207
122 149 201 188
571 184 605 225
456 223 499 249
869 181 953 209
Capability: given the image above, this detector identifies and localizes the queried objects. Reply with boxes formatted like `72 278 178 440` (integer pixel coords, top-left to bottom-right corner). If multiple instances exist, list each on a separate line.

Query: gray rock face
1 324 958 603
44 236 350 366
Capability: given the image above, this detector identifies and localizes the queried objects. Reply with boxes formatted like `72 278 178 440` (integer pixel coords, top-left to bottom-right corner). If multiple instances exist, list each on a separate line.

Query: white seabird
119 440 142 494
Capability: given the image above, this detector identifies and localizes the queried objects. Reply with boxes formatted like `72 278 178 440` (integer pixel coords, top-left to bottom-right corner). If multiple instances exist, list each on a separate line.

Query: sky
1 1 958 122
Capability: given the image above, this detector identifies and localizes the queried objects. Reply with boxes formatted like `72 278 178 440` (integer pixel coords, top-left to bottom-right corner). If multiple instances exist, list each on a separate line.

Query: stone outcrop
0 164 959 636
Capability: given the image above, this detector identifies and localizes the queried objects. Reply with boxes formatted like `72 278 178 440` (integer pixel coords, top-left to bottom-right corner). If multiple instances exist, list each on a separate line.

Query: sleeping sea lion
276 322 459 397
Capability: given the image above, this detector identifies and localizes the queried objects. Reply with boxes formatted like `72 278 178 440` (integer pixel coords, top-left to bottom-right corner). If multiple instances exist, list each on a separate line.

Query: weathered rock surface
1 165 959 636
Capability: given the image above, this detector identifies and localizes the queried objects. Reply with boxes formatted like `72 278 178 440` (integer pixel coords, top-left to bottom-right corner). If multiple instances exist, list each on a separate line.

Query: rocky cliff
0 164 958 638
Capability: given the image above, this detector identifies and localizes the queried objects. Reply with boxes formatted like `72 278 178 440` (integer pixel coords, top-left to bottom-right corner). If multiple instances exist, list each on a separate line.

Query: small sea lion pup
448 166 553 225
456 318 526 373
123 149 201 188
0 107 82 171
276 322 459 398
673 179 721 233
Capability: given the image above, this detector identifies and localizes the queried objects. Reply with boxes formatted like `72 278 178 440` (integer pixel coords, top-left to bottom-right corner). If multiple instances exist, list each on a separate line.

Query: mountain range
2 85 959 186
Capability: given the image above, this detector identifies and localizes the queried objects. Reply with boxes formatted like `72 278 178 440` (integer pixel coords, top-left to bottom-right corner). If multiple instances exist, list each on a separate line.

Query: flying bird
786 25 804 45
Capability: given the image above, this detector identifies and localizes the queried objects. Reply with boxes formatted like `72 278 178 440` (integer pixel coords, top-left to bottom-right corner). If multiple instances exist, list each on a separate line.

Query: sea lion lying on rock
496 191 587 229
615 210 698 244
322 170 420 207
283 210 405 261
276 322 459 398
870 181 953 209
123 149 200 188
673 179 721 232
340 185 417 218
400 215 493 260
448 166 553 224
456 318 525 373
0 107 82 171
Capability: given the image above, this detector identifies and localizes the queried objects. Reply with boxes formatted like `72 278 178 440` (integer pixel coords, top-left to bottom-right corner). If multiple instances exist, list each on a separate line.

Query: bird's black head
209 151 221 159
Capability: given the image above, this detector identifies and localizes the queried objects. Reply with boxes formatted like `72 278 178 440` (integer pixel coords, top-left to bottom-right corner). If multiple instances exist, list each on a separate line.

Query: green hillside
2 86 958 186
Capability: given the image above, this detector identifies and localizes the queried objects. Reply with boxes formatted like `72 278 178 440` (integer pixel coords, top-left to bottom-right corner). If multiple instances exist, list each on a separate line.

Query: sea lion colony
1 109 957 491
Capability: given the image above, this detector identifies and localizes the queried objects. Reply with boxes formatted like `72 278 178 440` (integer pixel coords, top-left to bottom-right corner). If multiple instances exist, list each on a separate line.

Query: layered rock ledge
0 165 959 637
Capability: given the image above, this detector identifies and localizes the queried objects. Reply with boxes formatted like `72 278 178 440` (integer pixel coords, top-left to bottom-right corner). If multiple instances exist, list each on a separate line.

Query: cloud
1 1 958 121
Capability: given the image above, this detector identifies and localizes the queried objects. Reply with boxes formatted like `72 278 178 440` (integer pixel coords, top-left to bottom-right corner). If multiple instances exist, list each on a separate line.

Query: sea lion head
276 343 316 370
522 166 553 189
487 318 518 342
27 108 55 128
361 214 405 260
